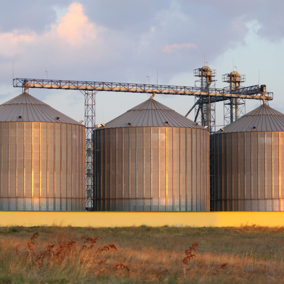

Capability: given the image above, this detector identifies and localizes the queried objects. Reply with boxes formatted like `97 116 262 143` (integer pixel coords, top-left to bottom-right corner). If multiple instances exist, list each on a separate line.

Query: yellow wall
0 211 284 227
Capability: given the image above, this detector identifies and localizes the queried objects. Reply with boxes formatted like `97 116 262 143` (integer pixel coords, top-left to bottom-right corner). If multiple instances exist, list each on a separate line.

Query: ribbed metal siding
94 127 210 211
212 132 284 211
0 122 85 211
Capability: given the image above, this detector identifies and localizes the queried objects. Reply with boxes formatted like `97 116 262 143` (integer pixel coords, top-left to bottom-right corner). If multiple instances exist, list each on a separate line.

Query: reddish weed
183 243 198 264
213 263 228 276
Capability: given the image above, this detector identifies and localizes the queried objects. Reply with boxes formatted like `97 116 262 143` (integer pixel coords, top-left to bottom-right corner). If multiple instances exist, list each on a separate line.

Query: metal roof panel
104 98 206 129
0 92 82 125
218 104 284 133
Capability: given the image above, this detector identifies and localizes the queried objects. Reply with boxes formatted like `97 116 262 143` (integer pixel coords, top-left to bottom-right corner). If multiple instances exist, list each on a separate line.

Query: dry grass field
0 226 284 283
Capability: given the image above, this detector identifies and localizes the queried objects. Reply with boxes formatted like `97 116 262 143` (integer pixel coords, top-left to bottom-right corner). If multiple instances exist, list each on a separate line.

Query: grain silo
0 92 85 211
212 103 284 211
93 98 210 211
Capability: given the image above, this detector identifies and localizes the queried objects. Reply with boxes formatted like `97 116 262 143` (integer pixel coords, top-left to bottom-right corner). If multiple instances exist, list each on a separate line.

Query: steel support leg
224 98 246 126
81 90 97 210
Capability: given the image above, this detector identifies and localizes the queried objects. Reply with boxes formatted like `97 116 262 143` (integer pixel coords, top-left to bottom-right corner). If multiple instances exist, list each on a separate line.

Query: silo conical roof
104 98 205 129
219 104 284 133
0 92 81 125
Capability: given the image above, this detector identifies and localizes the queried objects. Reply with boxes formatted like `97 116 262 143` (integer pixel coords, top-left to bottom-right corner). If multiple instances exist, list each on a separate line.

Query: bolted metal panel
212 131 284 211
93 126 210 212
0 122 85 211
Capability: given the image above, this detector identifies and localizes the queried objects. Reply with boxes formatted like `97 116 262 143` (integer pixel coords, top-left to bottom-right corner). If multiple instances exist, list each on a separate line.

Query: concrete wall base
0 211 284 227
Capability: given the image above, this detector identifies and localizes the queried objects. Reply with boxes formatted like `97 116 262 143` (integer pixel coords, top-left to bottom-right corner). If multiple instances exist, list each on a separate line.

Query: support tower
194 66 216 132
223 71 246 125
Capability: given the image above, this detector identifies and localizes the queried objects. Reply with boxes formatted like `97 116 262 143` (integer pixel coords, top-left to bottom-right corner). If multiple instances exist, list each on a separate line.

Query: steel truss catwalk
14 78 272 101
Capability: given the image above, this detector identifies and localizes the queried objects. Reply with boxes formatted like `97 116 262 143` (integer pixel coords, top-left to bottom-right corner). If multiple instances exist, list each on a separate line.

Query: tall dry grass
0 226 284 283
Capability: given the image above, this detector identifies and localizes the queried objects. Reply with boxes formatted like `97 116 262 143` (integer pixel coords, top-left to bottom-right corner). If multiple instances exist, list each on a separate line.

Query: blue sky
0 0 283 128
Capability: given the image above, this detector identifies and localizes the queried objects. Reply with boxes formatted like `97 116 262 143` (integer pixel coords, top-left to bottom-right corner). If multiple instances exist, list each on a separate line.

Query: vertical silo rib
191 129 193 211
114 128 120 211
46 124 49 210
158 127 160 211
53 124 56 211
179 128 181 211
65 125 68 211
107 129 110 210
230 133 232 210
8 123 10 210
102 130 105 210
244 133 246 211
96 130 98 210
185 128 187 211
135 128 138 211
230 133 233 211
250 132 253 211
128 128 131 210
150 128 152 210
264 132 267 211
105 129 108 210
143 127 145 211
271 132 274 211
39 123 42 210
237 133 240 211
279 133 281 210
217 134 220 211
0 124 2 210
198 129 200 211
109 129 112 211
101 130 104 211
199 130 201 211
100 130 103 210
208 132 210 211
222 135 225 210
23 123 26 210
122 128 125 211
59 124 62 211
219 134 223 210
257 132 260 211
15 123 18 210
172 128 175 210
165 127 168 211
226 134 229 210
257 132 262 211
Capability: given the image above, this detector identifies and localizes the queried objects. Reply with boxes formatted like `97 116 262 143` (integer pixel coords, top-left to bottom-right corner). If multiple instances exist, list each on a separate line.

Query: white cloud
55 2 98 45
0 32 35 57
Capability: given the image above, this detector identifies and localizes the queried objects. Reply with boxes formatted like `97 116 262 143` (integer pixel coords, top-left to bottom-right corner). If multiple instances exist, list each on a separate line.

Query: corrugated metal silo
212 103 284 211
94 98 210 211
0 92 85 211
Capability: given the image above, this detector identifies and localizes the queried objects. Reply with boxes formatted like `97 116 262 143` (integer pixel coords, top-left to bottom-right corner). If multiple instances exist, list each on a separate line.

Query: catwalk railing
13 78 273 101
